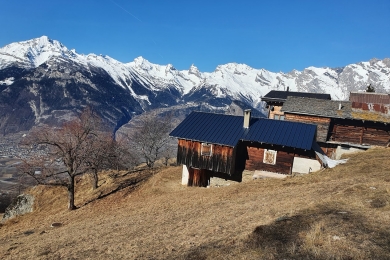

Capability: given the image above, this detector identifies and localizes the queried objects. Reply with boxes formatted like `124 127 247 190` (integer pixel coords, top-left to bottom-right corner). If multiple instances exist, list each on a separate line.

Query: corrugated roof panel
304 126 313 147
277 126 287 145
267 120 281 144
180 113 198 139
278 121 291 147
296 124 310 149
282 121 295 146
247 119 316 150
272 121 286 145
301 124 316 149
268 121 277 143
292 123 303 148
170 112 316 150
279 121 293 146
184 113 204 141
259 120 272 143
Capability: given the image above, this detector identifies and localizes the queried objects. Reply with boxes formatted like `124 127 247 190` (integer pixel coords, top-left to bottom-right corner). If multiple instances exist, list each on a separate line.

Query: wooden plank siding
285 113 330 142
187 168 209 187
245 146 294 174
318 143 338 158
330 119 390 146
177 139 235 175
236 142 316 175
178 139 320 180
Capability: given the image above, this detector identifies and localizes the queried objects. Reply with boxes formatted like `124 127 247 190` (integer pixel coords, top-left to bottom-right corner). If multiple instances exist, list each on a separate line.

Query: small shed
170 110 322 186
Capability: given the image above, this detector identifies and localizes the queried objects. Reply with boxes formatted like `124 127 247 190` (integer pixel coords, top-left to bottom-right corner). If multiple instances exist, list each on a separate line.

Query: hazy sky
1 0 389 72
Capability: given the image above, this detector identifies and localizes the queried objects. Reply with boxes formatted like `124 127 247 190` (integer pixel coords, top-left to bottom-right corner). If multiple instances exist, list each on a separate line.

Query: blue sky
1 0 389 72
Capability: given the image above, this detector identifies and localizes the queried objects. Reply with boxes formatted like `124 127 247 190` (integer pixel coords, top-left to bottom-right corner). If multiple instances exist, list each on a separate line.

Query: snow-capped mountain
1 36 389 135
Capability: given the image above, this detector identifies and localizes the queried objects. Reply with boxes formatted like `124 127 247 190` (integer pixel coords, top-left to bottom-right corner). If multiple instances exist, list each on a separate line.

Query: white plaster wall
182 165 189 185
292 157 321 174
334 146 365 160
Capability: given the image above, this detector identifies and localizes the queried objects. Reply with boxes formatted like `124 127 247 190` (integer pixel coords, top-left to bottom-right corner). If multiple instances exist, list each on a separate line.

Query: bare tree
161 142 176 166
130 113 173 168
19 108 103 210
84 133 116 189
111 136 140 171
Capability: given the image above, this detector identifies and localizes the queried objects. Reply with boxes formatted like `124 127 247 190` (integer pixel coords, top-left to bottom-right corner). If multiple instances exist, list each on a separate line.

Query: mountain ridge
1 36 389 134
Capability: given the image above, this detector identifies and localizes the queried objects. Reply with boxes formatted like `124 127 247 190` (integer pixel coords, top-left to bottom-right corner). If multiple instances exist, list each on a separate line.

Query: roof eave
239 139 313 151
261 97 286 103
282 111 345 119
171 137 237 148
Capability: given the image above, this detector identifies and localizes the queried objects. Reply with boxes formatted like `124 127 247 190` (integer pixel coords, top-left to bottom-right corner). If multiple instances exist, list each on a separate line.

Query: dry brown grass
1 147 390 259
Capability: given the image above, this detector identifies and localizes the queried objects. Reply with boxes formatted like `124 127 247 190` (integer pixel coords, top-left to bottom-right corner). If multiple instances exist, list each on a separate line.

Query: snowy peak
188 64 201 77
0 36 389 108
0 36 76 68
129 56 153 70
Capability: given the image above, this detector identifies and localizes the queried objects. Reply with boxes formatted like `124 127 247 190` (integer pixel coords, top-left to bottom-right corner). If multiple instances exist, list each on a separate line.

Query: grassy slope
0 148 389 259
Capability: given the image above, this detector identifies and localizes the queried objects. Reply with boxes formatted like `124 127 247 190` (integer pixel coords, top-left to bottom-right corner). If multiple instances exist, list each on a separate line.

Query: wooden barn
349 92 390 105
281 95 390 159
170 110 323 187
261 89 331 120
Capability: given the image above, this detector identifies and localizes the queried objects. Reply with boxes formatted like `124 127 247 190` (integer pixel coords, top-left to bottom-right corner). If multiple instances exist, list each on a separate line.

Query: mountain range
1 36 389 135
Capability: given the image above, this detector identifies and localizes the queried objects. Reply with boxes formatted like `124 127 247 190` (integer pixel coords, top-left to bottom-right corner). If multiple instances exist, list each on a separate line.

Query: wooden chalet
261 89 331 120
281 95 390 159
170 110 323 187
349 92 390 105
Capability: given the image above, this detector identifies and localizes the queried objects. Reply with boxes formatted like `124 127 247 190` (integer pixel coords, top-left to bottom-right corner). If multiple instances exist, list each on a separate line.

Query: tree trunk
92 169 98 190
67 175 76 210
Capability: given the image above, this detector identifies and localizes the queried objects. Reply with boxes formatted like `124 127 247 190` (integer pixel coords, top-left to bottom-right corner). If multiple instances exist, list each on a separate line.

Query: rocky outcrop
2 194 34 222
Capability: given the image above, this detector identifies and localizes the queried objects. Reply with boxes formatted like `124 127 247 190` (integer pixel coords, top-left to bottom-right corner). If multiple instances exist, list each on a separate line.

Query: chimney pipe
286 86 289 92
244 109 251 128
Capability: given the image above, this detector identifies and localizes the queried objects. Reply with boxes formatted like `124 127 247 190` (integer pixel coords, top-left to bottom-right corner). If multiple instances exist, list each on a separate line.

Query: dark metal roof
243 119 316 150
170 111 316 150
169 112 246 147
261 90 331 103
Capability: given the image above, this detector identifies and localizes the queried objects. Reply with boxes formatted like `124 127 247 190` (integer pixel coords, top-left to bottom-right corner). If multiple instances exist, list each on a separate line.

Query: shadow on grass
81 169 154 207
168 203 390 260
245 203 390 259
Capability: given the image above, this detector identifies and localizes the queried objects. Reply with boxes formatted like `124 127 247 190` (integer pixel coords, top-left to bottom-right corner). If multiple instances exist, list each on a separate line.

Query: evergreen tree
366 84 375 92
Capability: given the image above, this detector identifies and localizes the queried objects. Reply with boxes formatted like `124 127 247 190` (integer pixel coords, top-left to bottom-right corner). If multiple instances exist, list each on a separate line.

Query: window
263 149 277 164
201 143 213 156
274 114 285 120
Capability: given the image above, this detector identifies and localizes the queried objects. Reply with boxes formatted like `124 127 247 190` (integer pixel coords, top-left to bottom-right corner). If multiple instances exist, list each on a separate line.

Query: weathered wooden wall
286 114 390 147
352 102 390 114
330 120 390 146
245 146 294 174
177 139 235 175
187 168 209 187
177 140 320 178
318 143 338 158
285 113 330 142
